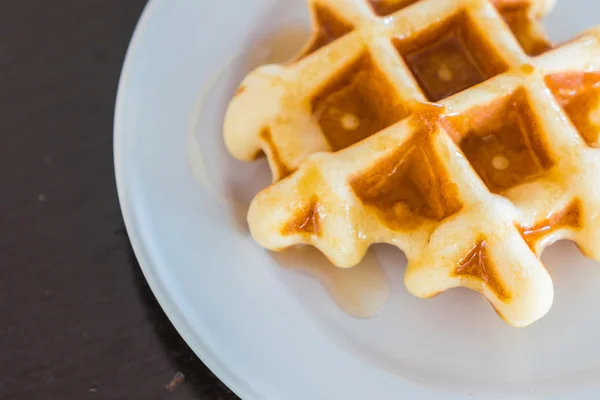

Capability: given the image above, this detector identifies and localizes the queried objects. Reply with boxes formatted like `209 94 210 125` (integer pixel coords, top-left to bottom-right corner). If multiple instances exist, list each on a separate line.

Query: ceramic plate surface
115 1 600 398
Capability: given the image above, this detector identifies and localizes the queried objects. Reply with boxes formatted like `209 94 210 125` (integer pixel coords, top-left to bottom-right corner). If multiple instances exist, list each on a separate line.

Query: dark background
0 1 238 399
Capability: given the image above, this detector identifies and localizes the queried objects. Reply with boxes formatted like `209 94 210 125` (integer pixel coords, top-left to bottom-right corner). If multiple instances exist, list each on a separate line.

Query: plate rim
113 1 257 399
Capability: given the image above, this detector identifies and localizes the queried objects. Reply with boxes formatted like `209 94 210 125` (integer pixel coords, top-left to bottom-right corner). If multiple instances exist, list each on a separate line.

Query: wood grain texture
0 1 239 399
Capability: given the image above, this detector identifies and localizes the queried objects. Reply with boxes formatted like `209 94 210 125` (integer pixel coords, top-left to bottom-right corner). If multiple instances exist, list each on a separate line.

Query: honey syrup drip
276 247 390 319
282 197 322 236
454 239 511 302
519 201 582 250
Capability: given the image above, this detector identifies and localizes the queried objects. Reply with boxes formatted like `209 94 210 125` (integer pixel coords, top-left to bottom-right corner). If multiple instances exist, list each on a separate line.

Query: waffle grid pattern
224 0 600 326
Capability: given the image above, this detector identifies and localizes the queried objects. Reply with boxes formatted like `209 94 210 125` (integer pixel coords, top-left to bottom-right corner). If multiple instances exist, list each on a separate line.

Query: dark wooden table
0 2 239 399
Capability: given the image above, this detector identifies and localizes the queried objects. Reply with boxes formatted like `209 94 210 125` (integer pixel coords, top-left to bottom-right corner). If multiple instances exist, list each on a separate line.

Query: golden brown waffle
492 0 556 17
298 0 554 60
224 0 553 182
483 0 554 55
224 0 600 326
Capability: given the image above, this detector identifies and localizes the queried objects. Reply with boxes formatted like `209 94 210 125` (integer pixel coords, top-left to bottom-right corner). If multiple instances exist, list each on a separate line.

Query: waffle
496 1 553 56
224 0 600 327
224 0 553 181
492 0 556 17
297 0 554 60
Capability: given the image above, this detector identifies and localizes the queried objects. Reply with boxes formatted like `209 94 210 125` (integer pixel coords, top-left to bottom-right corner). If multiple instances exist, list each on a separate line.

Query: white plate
115 1 600 398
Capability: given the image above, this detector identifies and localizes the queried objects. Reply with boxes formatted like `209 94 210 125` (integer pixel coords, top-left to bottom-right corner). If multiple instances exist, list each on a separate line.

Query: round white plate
115 1 600 398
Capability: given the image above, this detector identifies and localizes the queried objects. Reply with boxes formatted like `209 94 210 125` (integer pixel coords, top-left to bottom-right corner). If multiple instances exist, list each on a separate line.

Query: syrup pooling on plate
276 247 390 319
311 53 408 151
453 88 554 194
395 11 509 101
453 239 511 302
546 72 600 147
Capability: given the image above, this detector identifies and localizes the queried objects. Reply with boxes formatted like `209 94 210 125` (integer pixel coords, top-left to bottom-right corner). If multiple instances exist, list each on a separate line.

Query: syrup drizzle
274 247 391 319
